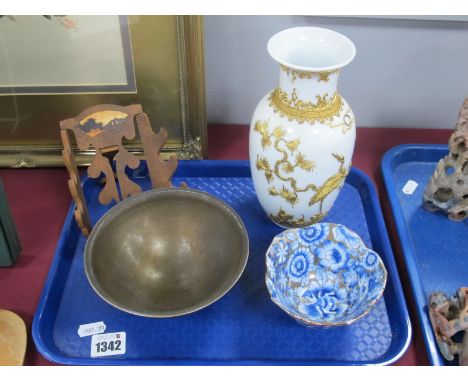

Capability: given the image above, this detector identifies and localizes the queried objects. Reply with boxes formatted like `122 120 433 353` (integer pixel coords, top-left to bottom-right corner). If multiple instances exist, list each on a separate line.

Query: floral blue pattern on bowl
265 223 387 327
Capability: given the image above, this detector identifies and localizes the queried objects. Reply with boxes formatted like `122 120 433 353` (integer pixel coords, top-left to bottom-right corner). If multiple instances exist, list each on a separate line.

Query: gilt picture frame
0 15 207 167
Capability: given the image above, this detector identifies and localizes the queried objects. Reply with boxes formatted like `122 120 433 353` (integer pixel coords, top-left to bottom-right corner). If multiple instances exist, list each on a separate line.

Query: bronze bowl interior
84 188 249 318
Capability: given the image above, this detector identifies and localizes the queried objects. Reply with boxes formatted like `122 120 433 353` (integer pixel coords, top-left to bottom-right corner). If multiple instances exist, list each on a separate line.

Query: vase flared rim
267 27 356 72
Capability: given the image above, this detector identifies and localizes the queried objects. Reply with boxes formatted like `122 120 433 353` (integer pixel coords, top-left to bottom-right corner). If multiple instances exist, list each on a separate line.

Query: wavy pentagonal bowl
265 223 387 327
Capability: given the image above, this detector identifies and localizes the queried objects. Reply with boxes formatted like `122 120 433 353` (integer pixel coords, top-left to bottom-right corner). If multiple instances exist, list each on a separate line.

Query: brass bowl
84 188 249 318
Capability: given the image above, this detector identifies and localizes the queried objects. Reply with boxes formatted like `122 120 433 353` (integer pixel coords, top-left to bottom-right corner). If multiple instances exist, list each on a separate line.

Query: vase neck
277 64 340 105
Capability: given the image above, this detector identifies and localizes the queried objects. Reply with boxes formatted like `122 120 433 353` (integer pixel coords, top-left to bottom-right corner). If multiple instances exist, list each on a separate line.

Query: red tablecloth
0 125 451 365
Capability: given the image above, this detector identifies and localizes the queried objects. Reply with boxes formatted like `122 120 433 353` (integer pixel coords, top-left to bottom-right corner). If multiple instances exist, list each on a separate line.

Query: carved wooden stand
60 104 182 237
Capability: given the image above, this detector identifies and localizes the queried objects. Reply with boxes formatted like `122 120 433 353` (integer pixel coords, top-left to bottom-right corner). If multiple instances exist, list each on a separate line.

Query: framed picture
0 16 137 95
0 15 206 167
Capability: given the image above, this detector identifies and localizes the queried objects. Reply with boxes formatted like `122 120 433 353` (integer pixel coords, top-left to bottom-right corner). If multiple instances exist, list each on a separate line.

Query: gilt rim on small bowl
265 223 388 327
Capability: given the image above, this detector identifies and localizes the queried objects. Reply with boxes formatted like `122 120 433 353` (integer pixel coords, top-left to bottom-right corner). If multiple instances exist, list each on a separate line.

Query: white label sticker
402 180 418 195
91 332 126 357
78 321 106 337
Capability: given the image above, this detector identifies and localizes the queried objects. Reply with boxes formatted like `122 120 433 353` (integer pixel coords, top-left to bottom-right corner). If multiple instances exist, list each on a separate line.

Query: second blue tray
32 160 410 365
381 144 468 366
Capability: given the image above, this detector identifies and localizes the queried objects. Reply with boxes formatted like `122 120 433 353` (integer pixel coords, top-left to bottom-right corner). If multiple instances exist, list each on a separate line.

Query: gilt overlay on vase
249 27 357 228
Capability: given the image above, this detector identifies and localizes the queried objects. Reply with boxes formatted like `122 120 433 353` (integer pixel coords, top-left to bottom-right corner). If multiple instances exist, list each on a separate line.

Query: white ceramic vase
249 27 357 228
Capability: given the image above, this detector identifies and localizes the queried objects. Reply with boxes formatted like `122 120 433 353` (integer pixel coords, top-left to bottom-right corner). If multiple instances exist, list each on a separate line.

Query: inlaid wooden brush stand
60 104 183 237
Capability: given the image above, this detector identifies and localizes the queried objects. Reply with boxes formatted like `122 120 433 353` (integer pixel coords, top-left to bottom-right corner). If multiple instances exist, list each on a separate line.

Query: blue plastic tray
33 160 410 365
381 144 468 366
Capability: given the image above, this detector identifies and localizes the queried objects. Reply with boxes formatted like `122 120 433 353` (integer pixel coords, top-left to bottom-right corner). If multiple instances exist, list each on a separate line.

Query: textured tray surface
382 144 468 366
33 161 409 365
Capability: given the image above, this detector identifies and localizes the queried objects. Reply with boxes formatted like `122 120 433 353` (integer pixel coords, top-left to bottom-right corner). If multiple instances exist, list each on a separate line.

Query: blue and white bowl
265 223 387 327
